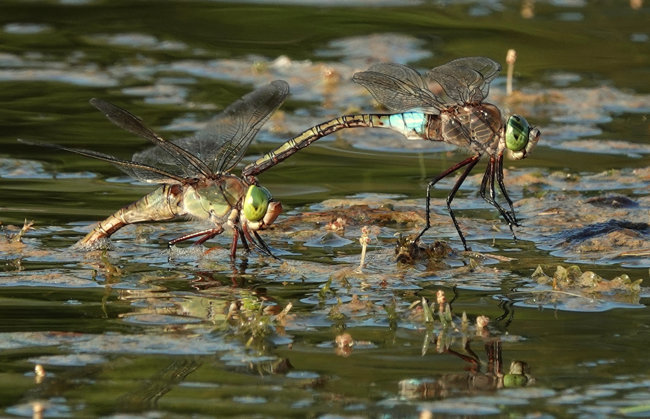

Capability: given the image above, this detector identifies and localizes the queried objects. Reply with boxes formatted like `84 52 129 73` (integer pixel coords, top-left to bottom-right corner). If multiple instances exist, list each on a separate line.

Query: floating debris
34 363 45 385
335 332 354 357
325 217 346 232
585 194 639 208
395 235 453 265
1 219 33 244
532 265 642 295
509 265 645 311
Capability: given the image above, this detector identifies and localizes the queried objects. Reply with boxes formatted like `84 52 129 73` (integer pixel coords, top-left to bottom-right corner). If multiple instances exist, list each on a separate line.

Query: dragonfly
243 57 541 250
21 80 289 259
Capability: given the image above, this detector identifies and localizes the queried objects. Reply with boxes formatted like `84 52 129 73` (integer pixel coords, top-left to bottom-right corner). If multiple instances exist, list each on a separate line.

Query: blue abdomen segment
383 112 428 140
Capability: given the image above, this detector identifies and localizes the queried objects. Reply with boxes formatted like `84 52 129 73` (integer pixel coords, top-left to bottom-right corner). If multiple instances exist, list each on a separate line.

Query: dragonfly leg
496 153 519 226
479 157 518 236
445 339 481 370
241 223 275 258
195 229 224 246
445 157 480 251
489 160 518 242
415 155 480 251
168 226 224 247
479 156 494 201
253 230 278 259
238 226 251 252
229 226 246 260
489 340 503 376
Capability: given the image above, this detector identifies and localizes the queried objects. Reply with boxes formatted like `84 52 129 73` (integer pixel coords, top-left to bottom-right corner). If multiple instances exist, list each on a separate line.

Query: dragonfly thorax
182 176 247 222
437 103 503 155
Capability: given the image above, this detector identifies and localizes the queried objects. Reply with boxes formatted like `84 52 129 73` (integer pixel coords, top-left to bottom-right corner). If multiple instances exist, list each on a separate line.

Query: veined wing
135 80 290 177
352 63 446 113
90 98 212 179
424 57 501 106
17 139 185 184
196 80 289 174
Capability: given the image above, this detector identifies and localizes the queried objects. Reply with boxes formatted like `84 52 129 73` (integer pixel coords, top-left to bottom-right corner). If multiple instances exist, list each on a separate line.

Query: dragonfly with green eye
20 80 289 259
243 57 540 250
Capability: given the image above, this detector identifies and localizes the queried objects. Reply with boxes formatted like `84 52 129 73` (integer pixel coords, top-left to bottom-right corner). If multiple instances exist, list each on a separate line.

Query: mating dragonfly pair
23 57 540 259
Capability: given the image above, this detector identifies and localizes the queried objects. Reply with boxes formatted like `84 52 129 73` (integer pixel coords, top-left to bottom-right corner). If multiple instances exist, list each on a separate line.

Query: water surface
1 0 649 417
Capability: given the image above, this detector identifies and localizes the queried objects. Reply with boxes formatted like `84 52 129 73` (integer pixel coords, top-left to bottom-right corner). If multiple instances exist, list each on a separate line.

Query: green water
1 1 649 417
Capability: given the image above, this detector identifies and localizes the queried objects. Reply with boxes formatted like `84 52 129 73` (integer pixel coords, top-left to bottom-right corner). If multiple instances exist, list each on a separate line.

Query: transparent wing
90 98 211 179
352 63 446 113
424 57 501 106
201 79 289 173
135 80 290 175
18 139 184 184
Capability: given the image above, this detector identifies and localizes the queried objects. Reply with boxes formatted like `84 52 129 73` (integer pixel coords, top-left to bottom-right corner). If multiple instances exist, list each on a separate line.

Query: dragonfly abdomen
379 112 430 141
249 114 376 172
75 184 185 248
244 113 432 177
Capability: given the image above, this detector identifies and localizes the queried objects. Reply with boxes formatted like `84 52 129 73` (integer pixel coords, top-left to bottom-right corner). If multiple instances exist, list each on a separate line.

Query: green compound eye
243 185 271 222
505 115 530 152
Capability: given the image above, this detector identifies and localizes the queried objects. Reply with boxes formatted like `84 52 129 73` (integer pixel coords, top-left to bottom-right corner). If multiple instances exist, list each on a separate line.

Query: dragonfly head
505 115 540 160
242 185 282 230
